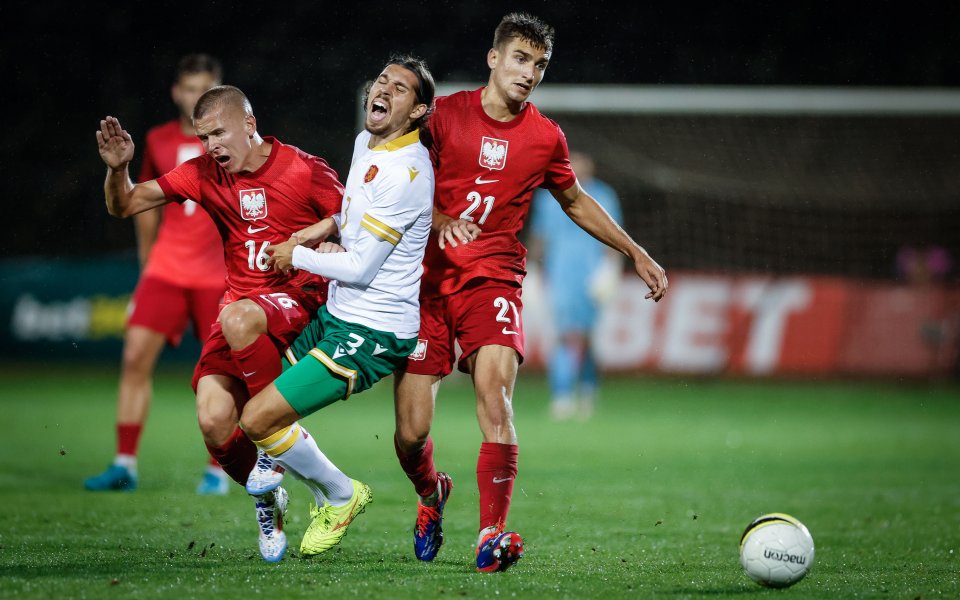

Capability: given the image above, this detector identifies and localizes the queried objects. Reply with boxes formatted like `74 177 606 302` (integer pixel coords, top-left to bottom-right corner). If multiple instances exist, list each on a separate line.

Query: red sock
205 426 257 486
394 435 438 497
117 423 143 456
476 442 519 532
231 334 281 398
206 455 222 470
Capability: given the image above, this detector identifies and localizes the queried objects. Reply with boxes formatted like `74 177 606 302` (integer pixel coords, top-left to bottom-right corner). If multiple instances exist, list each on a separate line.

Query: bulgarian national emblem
478 136 508 170
364 165 379 183
239 188 267 221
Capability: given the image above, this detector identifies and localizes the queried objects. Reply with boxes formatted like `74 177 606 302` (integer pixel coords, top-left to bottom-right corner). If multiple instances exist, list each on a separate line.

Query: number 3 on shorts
494 296 520 336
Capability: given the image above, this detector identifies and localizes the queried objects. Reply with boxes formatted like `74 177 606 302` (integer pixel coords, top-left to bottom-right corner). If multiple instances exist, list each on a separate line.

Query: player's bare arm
267 217 340 273
433 206 481 250
290 217 338 247
552 182 668 302
97 116 170 218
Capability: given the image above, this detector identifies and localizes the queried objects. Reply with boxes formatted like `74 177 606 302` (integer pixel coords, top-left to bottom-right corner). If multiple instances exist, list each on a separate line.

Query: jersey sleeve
362 160 433 244
155 157 204 204
311 158 346 219
541 124 577 191
291 231 393 286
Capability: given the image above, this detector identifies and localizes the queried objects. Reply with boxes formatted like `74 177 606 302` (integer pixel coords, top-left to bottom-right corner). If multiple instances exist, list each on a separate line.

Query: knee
219 301 265 349
120 342 151 376
238 401 270 442
196 395 237 446
480 387 514 421
121 333 159 376
394 422 429 453
393 373 440 452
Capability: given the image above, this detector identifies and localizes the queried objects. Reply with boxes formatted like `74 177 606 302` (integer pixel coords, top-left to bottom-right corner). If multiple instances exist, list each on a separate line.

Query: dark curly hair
362 53 436 132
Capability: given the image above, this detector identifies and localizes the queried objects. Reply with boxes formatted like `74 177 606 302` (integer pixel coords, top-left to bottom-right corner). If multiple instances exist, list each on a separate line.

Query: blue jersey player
529 150 623 419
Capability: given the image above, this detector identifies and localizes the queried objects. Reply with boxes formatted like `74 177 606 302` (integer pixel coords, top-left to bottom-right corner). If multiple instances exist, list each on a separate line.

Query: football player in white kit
236 54 435 559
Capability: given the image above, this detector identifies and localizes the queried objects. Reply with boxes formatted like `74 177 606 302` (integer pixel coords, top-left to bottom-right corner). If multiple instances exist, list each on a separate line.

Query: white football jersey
326 128 434 338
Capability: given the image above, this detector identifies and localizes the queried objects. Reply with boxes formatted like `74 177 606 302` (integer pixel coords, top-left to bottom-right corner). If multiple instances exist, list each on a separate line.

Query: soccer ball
739 513 815 588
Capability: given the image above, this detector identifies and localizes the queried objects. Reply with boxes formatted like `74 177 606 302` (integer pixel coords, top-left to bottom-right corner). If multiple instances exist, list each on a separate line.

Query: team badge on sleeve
479 137 508 170
239 188 268 221
364 165 379 183
409 339 428 361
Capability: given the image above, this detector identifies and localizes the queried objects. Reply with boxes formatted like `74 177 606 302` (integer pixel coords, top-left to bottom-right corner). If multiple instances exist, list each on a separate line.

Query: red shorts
191 287 323 391
127 275 225 347
405 279 525 377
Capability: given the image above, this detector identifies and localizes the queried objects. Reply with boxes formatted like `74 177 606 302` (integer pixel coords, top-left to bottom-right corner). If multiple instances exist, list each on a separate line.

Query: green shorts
275 305 417 417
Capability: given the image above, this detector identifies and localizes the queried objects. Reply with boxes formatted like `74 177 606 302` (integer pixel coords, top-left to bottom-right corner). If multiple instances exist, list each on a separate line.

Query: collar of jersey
371 129 420 152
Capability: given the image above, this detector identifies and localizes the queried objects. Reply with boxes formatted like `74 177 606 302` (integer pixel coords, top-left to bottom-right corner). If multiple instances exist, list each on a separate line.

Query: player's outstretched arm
433 206 481 250
552 182 668 302
267 217 340 274
292 217 339 248
97 116 168 218
288 227 393 287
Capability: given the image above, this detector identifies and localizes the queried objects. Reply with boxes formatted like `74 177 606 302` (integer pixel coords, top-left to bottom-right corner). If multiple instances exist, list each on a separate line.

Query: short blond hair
193 85 253 121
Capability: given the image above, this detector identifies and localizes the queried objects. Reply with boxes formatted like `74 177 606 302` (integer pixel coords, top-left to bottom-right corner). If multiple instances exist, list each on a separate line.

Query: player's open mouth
369 99 389 124
215 155 231 166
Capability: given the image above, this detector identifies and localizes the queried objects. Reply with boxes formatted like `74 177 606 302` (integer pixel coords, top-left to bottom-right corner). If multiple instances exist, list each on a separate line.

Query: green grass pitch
1 363 958 599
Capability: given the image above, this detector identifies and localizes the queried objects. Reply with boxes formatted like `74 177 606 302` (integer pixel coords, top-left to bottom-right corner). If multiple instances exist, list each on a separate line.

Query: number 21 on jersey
460 191 495 225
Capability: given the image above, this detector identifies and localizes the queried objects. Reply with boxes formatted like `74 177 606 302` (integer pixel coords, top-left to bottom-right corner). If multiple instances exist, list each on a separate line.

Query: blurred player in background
392 13 667 572
95 85 344 562
529 150 623 420
241 54 435 560
85 54 229 495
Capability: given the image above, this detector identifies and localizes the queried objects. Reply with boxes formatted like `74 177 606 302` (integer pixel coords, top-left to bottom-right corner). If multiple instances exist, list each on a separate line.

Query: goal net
437 84 960 280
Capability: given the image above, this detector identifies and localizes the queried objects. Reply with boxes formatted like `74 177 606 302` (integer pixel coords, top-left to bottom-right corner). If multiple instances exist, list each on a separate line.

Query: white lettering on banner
737 280 811 374
660 278 731 372
11 295 91 341
592 282 657 368
533 275 816 374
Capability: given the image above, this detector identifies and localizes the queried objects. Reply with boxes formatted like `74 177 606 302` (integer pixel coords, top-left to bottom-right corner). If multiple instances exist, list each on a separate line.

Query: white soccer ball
739 513 815 588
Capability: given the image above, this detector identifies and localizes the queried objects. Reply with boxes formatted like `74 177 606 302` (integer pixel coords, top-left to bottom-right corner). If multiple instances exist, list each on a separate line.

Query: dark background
5 1 960 264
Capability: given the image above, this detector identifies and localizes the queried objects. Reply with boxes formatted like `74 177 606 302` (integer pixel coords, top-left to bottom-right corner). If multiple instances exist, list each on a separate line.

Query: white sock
477 525 498 546
259 424 353 506
204 464 226 478
114 454 137 474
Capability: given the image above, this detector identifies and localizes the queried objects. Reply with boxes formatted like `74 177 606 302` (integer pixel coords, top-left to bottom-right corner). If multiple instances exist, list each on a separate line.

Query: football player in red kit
96 85 344 562
392 13 668 572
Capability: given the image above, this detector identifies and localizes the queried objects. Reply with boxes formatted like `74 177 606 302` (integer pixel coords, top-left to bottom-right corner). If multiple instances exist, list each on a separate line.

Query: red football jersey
156 137 344 297
139 120 226 289
424 88 576 297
